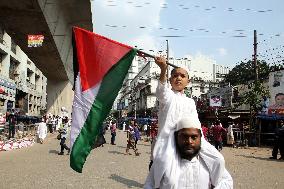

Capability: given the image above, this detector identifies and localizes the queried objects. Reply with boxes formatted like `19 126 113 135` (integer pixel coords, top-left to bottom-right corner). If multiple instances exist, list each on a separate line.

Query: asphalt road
0 130 283 189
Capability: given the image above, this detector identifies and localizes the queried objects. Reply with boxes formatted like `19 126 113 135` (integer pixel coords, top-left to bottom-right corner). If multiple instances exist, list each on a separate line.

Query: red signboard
28 35 44 47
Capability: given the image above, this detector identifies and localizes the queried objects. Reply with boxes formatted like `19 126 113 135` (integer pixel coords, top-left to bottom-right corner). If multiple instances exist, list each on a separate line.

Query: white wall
46 80 73 117
189 54 214 81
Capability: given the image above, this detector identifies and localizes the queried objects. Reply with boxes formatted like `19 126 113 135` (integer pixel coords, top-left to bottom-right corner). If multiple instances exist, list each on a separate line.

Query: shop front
0 77 16 113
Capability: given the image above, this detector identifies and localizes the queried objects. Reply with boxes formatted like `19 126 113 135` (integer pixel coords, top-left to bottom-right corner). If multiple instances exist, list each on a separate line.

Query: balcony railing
26 82 36 90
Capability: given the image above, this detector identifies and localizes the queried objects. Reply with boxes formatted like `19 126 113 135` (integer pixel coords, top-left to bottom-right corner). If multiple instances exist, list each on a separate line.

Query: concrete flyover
0 0 93 115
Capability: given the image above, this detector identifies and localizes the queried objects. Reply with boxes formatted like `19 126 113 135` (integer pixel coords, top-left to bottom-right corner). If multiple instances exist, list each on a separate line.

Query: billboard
28 35 44 47
210 95 222 107
268 70 284 115
268 93 284 115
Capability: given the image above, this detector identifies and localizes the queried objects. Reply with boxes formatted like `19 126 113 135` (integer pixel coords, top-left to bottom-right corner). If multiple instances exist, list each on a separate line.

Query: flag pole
136 50 178 68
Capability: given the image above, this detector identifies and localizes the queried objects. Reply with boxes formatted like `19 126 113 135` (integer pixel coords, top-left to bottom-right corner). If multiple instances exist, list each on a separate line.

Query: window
200 86 205 93
9 60 19 80
11 39 16 54
0 26 4 42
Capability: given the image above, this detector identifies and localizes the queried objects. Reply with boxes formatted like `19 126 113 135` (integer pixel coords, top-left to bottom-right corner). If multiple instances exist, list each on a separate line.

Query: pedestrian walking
134 122 141 148
143 123 148 136
7 109 17 139
122 122 126 131
201 123 209 141
46 114 53 133
227 123 235 146
51 115 57 132
110 121 116 145
58 116 70 155
212 121 227 151
269 120 284 160
92 123 106 148
37 118 47 144
125 126 139 156
55 115 61 131
148 120 159 170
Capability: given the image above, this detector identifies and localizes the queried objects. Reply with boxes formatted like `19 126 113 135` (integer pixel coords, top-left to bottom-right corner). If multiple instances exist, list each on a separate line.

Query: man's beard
178 145 201 160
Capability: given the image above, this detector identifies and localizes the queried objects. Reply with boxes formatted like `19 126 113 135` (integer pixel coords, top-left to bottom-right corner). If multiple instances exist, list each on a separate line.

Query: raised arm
154 56 174 105
154 56 168 84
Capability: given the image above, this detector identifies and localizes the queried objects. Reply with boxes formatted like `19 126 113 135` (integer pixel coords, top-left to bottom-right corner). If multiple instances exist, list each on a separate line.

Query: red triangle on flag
73 27 133 91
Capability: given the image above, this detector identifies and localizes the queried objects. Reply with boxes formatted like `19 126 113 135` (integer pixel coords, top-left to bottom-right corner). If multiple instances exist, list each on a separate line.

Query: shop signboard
210 95 222 107
268 70 284 116
0 78 16 89
28 35 44 47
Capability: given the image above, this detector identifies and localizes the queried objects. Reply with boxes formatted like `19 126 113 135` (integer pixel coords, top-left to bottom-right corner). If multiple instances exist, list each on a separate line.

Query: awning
228 115 241 119
256 114 284 120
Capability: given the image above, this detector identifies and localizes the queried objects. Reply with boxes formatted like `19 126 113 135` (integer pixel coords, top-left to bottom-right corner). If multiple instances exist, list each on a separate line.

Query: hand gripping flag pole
136 50 178 68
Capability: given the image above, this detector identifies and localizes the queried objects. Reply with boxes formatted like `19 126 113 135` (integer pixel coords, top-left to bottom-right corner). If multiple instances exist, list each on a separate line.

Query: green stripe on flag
70 49 137 173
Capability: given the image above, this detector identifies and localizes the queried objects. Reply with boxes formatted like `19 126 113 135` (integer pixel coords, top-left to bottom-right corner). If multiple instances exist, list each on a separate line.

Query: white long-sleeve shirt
37 122 47 140
145 155 233 189
156 81 198 137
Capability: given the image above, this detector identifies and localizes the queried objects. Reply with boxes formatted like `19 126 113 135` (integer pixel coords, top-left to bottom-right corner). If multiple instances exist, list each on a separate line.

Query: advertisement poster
210 95 222 107
268 70 284 115
28 35 44 47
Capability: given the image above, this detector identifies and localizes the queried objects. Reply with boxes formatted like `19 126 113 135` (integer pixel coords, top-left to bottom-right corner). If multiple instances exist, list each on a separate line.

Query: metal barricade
233 129 247 147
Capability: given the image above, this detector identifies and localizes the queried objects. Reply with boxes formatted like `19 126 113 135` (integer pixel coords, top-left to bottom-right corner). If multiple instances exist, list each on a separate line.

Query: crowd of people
35 112 72 155
93 118 158 158
0 109 40 140
0 107 72 155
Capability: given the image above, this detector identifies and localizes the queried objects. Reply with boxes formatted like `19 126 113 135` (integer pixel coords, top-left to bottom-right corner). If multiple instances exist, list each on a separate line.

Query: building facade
0 27 47 115
115 55 230 118
213 64 230 83
128 60 159 116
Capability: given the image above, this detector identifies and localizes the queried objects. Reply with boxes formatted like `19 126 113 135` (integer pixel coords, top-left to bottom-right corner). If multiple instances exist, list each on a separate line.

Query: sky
91 0 284 68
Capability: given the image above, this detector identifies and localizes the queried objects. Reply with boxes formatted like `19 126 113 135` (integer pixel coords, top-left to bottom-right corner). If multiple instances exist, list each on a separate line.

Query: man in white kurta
145 117 233 189
37 119 47 144
227 124 234 145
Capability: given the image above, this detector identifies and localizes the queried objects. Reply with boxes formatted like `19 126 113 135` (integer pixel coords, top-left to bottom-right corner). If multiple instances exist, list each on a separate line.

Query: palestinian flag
70 27 137 173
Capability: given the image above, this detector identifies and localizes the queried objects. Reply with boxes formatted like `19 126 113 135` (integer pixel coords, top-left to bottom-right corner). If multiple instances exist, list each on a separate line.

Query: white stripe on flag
70 73 101 148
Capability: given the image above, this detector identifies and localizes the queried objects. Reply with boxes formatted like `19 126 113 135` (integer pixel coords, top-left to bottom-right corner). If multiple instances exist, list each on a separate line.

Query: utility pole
166 40 169 83
253 30 258 81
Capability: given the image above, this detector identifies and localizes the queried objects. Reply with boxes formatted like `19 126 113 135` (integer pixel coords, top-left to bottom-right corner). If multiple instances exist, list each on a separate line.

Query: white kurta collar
173 90 186 96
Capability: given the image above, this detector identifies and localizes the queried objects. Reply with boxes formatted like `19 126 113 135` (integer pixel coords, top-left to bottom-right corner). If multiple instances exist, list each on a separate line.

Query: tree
224 60 270 86
235 81 270 130
236 81 270 112
270 63 284 72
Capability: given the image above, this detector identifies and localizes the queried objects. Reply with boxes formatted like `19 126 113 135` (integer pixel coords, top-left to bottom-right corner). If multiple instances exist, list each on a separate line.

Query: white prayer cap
179 66 190 75
176 116 201 131
170 66 190 77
